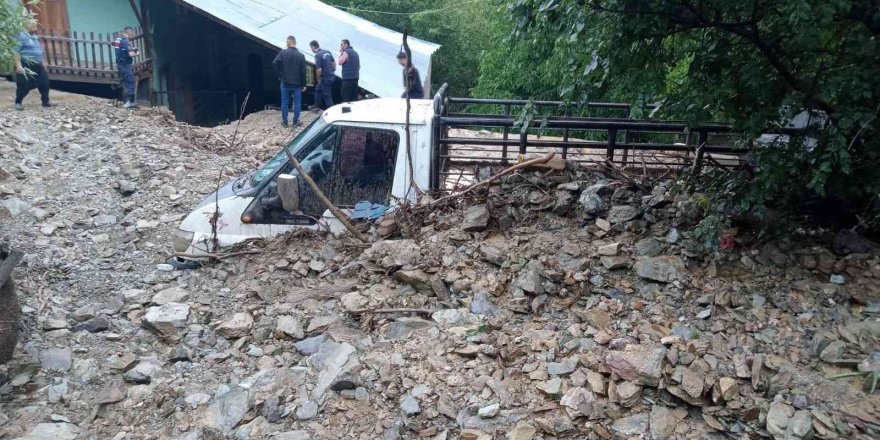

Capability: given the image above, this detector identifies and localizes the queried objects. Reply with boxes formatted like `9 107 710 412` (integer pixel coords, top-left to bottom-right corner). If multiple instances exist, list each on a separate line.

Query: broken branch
423 152 555 209
281 148 369 243
348 307 435 315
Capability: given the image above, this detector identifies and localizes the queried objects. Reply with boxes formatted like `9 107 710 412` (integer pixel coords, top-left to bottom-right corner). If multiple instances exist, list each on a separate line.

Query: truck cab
173 98 434 256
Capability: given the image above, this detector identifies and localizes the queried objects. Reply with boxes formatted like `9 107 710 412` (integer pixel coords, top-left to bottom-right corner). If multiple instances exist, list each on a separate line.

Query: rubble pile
1 89 879 440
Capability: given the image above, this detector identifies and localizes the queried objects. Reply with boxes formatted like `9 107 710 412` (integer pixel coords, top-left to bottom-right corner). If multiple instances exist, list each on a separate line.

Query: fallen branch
281 149 369 243
422 152 555 209
170 250 262 260
348 307 435 315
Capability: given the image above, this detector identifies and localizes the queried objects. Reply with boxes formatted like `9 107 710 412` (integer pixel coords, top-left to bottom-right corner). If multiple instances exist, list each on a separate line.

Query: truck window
250 118 328 187
244 125 399 224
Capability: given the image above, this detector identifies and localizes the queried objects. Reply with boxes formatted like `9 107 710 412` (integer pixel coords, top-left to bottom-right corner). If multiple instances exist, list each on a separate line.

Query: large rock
203 387 250 434
607 205 640 224
308 341 358 400
275 315 304 340
462 204 490 231
634 256 686 283
393 269 431 291
470 292 498 316
605 345 667 387
649 405 677 439
579 193 604 214
41 348 73 372
362 239 421 269
506 422 537 440
216 313 254 339
142 303 190 339
152 286 189 305
767 401 794 437
611 413 650 436
12 423 81 440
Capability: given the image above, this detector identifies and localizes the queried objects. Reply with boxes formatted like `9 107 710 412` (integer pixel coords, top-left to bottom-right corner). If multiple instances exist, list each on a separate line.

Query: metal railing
36 28 151 84
429 83 801 191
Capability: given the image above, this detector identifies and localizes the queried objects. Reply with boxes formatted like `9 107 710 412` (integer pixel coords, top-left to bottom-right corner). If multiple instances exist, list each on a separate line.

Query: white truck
171 85 758 257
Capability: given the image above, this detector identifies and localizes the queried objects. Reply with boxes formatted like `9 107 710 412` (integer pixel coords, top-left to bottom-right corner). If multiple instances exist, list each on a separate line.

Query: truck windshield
250 118 328 187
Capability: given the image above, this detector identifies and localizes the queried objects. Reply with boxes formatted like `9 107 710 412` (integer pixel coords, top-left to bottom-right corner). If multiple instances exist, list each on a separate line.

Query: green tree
480 0 880 235
340 0 493 95
1 1 34 73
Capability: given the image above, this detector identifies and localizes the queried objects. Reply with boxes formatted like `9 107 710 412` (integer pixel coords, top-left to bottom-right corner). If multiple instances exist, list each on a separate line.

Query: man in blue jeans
114 27 140 108
273 36 307 127
309 40 336 110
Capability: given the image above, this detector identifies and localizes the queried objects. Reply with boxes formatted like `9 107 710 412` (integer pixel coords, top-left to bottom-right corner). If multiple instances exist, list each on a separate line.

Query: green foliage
0 1 34 72
480 0 880 235
340 0 493 96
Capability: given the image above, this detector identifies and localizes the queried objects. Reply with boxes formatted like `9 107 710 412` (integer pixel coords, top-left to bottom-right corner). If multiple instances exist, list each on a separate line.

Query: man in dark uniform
13 20 53 110
273 36 307 127
114 27 140 108
338 39 360 102
309 40 335 109
396 52 424 99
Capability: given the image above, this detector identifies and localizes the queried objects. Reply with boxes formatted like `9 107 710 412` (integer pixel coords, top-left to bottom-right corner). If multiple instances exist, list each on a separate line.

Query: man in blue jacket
114 27 141 108
338 39 360 102
309 40 335 110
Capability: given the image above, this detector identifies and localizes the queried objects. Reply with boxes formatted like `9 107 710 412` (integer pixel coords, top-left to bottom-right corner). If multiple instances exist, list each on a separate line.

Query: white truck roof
322 98 435 126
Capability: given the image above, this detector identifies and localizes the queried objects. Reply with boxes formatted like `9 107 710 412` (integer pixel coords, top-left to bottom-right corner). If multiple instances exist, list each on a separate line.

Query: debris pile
1 87 879 439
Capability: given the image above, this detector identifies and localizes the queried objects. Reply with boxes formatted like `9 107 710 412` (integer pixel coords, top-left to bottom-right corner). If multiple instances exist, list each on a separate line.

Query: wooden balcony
38 28 152 85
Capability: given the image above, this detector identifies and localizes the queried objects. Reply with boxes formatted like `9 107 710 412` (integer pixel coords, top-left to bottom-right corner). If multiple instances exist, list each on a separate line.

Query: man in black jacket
273 36 307 127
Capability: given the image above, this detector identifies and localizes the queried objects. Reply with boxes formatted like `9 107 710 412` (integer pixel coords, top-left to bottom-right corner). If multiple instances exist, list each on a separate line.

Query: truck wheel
0 276 20 364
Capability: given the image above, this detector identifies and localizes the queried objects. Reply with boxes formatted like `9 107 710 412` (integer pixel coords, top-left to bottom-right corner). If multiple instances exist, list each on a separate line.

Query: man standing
338 39 360 102
114 27 140 108
13 20 53 110
309 40 335 109
273 36 307 127
396 52 424 99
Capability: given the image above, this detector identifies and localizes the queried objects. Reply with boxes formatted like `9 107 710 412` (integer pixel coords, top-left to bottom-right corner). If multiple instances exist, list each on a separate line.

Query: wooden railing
37 27 152 84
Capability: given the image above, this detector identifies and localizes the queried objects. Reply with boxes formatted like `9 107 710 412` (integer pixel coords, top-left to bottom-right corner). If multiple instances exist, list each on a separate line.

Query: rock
400 395 421 415
649 405 677 440
386 317 434 340
537 378 562 395
393 269 431 290
579 193 604 214
203 387 250 434
470 292 498 316
547 357 578 376
635 238 663 257
73 315 109 333
185 393 212 406
123 358 161 384
819 340 846 362
600 256 630 270
275 315 304 340
597 243 620 256
767 401 795 437
110 353 138 372
595 218 611 231
615 381 641 407
715 377 738 402
72 306 96 321
363 239 421 268
786 410 814 439
478 403 500 418
296 400 318 420
696 308 712 319
515 262 544 294
680 369 704 399
432 309 480 327
462 204 490 231
92 213 117 227
308 341 358 400
42 318 69 331
276 431 311 440
142 303 190 339
633 256 686 283
12 423 81 440
611 412 650 436
294 335 326 356
170 346 192 363
95 380 126 404
216 313 254 339
608 205 640 224
605 345 666 387
47 380 69 403
306 315 340 334
586 371 606 395
122 289 151 305
829 274 845 285
41 348 73 372
152 286 189 305
340 292 368 311
506 422 537 440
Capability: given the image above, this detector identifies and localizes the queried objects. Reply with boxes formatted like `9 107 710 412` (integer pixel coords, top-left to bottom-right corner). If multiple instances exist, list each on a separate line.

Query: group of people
13 21 140 110
272 36 424 127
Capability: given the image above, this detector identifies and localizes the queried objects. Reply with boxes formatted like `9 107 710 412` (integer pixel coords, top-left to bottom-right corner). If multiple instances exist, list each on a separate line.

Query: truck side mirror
277 174 300 213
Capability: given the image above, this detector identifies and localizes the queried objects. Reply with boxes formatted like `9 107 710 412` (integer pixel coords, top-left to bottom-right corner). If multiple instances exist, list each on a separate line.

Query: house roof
176 0 441 98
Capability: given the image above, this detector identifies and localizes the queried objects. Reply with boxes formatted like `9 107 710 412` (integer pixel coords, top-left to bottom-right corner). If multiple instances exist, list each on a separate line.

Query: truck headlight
172 230 195 253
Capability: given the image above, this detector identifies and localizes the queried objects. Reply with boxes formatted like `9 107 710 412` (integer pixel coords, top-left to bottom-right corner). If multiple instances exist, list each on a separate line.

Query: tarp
176 0 441 98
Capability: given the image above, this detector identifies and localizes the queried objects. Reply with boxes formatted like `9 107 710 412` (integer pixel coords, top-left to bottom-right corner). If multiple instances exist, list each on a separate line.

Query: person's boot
14 103 23 111
122 100 137 109
41 101 55 108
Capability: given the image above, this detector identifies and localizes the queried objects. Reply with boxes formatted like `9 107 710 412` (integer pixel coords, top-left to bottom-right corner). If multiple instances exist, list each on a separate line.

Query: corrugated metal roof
177 0 441 98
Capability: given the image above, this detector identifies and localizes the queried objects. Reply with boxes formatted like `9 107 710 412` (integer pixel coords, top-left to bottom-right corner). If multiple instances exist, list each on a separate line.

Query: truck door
243 124 399 226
